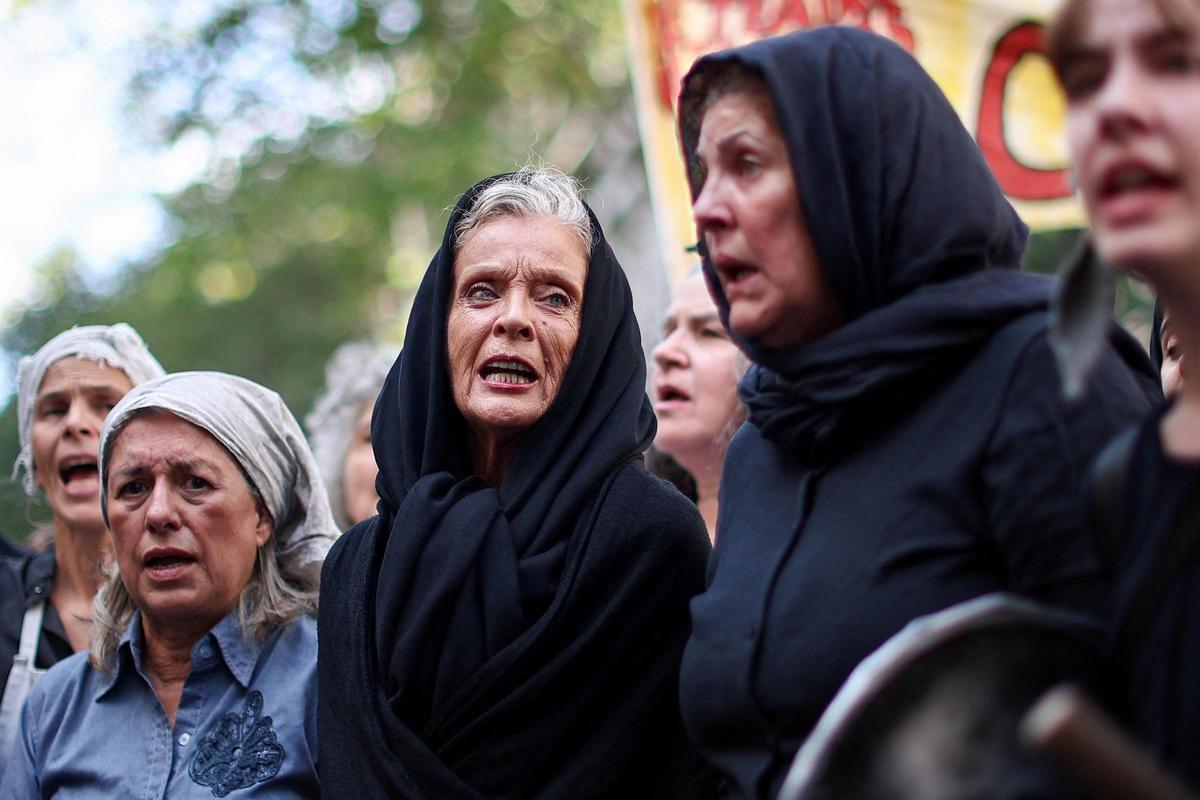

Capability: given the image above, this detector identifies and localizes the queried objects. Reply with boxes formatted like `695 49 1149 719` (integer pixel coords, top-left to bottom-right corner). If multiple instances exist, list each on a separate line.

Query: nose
1095 58 1156 140
62 399 99 439
692 175 733 239
653 328 689 371
493 291 534 340
144 482 180 534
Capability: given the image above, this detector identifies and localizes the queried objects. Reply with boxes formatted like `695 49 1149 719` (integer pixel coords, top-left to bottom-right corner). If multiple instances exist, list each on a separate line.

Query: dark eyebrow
114 458 220 479
1061 26 1191 68
714 129 763 154
37 384 126 404
1142 27 1192 49
690 312 721 326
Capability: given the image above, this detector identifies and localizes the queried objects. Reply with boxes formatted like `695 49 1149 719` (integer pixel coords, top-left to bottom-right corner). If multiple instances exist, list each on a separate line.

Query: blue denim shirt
1 609 318 798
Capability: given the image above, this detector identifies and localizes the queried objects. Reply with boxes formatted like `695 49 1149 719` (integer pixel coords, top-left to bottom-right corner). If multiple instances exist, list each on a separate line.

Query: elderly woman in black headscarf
672 27 1159 799
318 167 715 799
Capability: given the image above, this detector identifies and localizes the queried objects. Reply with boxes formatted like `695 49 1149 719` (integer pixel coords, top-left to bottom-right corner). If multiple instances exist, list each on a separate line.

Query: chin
727 308 770 345
1096 223 1200 277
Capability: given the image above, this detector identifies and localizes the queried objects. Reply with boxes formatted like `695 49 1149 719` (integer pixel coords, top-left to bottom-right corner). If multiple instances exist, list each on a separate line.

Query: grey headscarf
13 323 165 496
305 342 394 529
100 371 338 568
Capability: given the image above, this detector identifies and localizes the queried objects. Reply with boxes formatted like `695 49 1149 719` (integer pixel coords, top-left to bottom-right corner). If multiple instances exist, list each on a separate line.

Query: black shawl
318 174 715 799
677 27 1051 463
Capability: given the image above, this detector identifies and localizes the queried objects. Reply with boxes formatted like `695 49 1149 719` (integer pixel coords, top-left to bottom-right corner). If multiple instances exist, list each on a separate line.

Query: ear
253 509 272 549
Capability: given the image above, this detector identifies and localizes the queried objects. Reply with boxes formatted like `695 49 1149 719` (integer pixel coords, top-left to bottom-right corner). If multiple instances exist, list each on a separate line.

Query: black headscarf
319 173 714 799
370 173 654 729
677 27 1050 463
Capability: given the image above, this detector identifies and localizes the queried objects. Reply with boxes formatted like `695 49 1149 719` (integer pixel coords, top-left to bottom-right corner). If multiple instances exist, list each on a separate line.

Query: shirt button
32 585 44 596
179 733 191 746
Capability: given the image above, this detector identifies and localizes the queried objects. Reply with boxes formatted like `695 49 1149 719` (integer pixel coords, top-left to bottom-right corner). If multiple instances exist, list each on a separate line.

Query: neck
140 612 218 726
51 518 107 600
1164 378 1200 462
470 430 523 488
673 445 727 544
142 615 203 683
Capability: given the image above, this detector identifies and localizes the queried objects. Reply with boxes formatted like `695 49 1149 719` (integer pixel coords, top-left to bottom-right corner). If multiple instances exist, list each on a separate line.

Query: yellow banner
623 0 1082 281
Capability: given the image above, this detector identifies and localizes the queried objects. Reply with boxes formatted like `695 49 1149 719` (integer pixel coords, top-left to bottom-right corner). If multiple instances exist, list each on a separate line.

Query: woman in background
306 341 394 530
0 324 163 770
651 270 747 540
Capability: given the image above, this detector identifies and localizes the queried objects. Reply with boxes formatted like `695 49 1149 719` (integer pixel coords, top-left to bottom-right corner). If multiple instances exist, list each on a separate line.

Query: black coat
318 174 715 799
674 28 1159 798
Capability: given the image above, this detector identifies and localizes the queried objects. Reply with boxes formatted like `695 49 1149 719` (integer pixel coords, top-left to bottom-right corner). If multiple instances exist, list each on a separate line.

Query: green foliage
0 0 627 541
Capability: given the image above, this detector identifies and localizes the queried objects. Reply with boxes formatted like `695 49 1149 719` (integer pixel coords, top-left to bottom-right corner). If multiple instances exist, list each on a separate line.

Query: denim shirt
1 609 318 798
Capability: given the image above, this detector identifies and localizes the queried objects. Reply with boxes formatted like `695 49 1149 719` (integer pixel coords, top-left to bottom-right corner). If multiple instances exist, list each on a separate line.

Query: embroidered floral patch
189 690 285 797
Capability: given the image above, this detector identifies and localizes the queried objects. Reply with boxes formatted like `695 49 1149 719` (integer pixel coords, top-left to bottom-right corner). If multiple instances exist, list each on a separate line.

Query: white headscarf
14 323 165 496
100 371 338 568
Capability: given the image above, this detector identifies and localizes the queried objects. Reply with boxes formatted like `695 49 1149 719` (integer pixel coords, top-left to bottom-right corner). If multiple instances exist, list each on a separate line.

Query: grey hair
305 342 394 529
88 420 320 673
454 166 593 254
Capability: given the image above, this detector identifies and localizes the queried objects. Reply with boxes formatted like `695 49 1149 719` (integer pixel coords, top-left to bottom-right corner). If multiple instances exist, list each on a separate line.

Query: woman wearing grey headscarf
306 342 394 530
1 371 338 798
0 324 163 773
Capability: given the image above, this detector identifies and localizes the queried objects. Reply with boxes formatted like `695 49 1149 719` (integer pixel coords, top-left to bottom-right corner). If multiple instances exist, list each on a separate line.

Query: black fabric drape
319 174 715 799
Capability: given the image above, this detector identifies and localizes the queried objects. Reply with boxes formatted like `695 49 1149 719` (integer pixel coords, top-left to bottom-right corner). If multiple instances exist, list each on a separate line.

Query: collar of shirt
96 608 264 699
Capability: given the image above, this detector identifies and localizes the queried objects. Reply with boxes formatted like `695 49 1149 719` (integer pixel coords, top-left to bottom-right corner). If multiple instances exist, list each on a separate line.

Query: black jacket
0 545 72 691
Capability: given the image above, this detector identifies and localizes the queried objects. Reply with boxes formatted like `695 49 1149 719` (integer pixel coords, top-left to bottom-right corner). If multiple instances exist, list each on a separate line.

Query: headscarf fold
677 27 1046 461
14 323 165 495
99 371 338 568
369 172 656 733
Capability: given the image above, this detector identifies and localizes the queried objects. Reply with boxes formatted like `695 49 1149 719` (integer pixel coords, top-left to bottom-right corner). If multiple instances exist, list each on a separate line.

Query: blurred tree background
0 0 630 540
0 0 1153 543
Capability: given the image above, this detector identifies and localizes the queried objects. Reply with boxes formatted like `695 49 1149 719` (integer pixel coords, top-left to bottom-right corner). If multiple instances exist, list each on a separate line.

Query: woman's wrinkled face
447 214 588 439
1062 0 1200 276
652 273 744 460
32 357 133 533
341 401 379 525
692 89 841 349
106 411 270 632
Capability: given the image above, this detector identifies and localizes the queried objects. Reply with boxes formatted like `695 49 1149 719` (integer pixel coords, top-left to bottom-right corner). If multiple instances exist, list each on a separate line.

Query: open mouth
657 386 691 403
481 358 536 386
143 550 197 578
59 457 99 487
1101 165 1178 200
713 257 757 287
